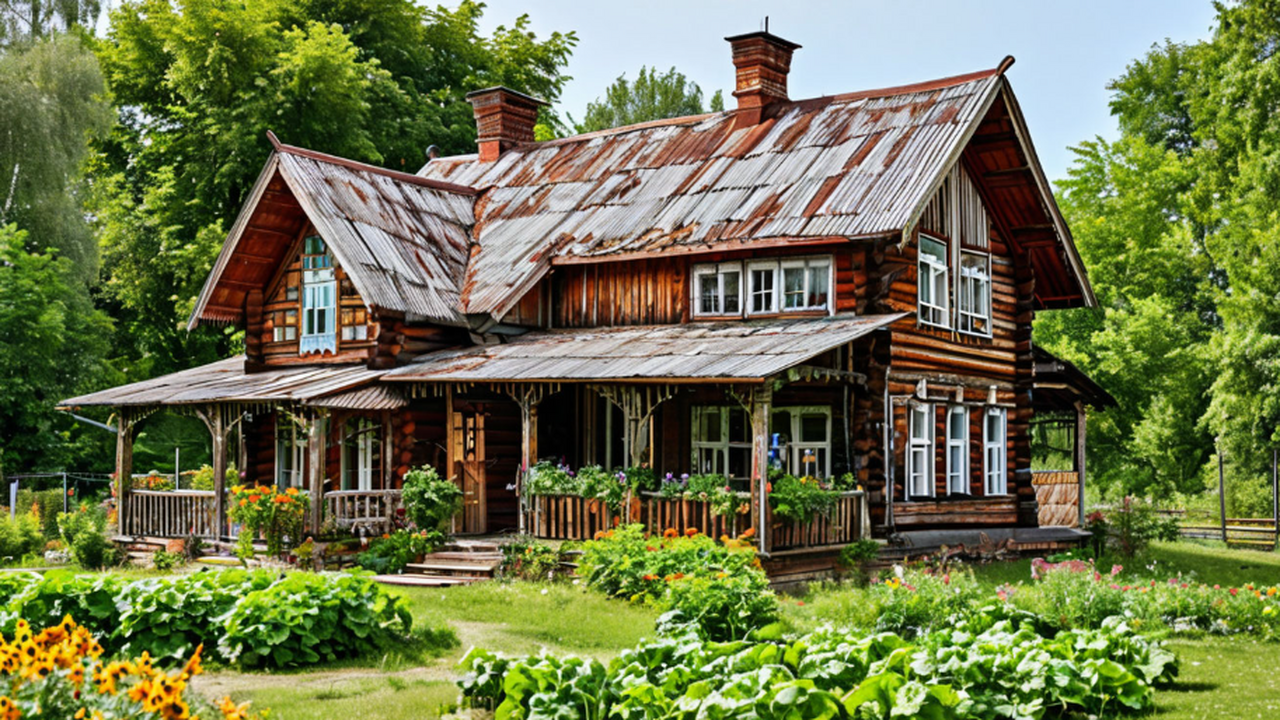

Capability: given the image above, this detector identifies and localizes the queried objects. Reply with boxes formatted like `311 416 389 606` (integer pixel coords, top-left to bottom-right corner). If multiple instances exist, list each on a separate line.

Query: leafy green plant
57 505 115 570
115 568 275 662
150 549 185 572
355 529 443 574
218 571 413 669
228 483 307 556
499 539 562 580
769 473 838 524
188 463 238 491
401 465 463 532
0 511 43 563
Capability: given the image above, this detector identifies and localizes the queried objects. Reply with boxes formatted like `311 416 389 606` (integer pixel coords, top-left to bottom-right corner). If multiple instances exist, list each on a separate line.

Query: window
907 403 934 498
959 252 991 335
984 407 1007 495
300 235 336 354
748 261 777 314
781 257 832 311
272 310 298 342
691 405 832 479
918 235 949 327
275 419 306 488
693 263 742 316
341 418 379 491
691 406 752 477
947 406 968 494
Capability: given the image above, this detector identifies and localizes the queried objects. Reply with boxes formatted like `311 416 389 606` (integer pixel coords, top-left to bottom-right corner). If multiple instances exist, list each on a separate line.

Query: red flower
685 528 699 537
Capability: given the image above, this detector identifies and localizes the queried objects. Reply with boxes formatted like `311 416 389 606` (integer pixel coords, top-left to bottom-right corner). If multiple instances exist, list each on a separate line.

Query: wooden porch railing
767 491 869 552
641 493 751 539
323 490 402 534
122 490 219 538
523 494 616 541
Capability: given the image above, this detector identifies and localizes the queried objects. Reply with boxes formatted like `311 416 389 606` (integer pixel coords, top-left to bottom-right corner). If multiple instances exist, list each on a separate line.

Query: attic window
918 235 949 328
693 263 742 316
300 235 336 355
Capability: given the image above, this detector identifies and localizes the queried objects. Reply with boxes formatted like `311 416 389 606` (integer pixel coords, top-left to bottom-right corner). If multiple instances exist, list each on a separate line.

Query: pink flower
1110 564 1123 577
996 589 1008 601
1110 584 1121 590
1230 588 1239 596
943 573 951 585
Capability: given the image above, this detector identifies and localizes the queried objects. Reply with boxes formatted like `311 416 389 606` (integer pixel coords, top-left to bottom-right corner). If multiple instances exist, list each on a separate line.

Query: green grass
1159 637 1280 719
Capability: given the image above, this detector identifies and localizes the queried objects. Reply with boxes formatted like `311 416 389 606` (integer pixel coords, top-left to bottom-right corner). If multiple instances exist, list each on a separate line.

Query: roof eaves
267 131 478 197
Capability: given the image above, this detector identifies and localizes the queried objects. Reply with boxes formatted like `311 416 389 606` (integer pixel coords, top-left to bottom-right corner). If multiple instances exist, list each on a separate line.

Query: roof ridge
267 131 478 196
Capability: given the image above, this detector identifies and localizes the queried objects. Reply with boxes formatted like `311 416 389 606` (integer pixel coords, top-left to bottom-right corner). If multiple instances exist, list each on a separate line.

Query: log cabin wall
244 413 276 485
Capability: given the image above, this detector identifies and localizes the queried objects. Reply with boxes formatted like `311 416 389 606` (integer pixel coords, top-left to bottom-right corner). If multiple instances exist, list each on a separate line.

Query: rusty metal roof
420 68 1008 317
305 384 408 410
191 140 477 329
58 357 385 408
384 312 907 383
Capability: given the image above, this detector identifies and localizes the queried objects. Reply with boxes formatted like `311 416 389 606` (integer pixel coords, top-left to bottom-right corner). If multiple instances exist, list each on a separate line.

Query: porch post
1074 400 1086 528
115 408 136 534
505 383 547 536
307 410 327 533
194 405 232 539
381 410 393 489
750 384 773 554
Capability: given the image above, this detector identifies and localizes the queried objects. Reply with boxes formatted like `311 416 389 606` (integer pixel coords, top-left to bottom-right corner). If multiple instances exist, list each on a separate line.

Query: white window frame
692 262 743 317
780 257 833 314
907 403 934 499
275 419 306 488
341 418 378 491
918 234 949 328
777 406 833 478
690 406 752 477
984 407 1007 495
958 251 992 336
946 405 968 494
746 260 779 315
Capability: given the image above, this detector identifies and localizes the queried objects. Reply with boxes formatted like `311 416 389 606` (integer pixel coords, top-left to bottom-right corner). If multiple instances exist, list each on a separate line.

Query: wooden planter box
641 494 750 539
525 494 618 541
769 492 867 551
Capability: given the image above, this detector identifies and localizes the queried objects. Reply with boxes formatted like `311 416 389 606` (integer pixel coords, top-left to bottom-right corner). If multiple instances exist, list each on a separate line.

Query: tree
91 0 576 375
0 224 113 474
0 0 101 46
576 66 723 134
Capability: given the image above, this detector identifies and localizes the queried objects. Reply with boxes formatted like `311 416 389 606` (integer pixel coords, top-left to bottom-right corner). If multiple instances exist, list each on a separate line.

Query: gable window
959 252 992 335
747 261 778 315
300 235 337 354
275 418 305 488
272 310 298 343
341 417 378 491
918 235 949 327
984 407 1007 495
691 406 751 477
693 263 742 316
907 403 934 498
946 405 968 494
781 257 831 311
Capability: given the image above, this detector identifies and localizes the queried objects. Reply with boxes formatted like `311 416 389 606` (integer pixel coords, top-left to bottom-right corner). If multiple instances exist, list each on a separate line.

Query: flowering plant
228 484 307 557
768 473 839 524
0 616 265 720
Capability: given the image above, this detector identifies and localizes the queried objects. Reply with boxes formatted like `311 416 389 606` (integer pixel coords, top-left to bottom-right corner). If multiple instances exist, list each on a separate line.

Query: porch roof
58 357 385 409
384 312 907 383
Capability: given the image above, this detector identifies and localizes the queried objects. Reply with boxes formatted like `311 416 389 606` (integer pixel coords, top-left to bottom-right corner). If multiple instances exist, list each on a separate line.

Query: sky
470 0 1219 183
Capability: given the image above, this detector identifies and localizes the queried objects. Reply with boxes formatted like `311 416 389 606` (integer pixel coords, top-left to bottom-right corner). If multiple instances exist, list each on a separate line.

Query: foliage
401 465 462 532
458 612 1177 719
189 463 238 492
839 539 881 567
526 461 637 514
56 504 114 569
228 483 306 556
150 549 185 572
498 539 561 581
218 571 413 669
91 0 575 374
14 488 63 540
1101 497 1181 557
0 616 268 720
355 529 443 574
769 473 839 524
0 511 42 563
576 65 724 133
577 524 775 641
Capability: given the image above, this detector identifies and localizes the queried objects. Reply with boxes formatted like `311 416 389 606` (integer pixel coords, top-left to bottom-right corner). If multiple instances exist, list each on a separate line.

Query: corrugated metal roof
384 312 907 383
58 357 385 408
420 69 1005 317
305 384 408 410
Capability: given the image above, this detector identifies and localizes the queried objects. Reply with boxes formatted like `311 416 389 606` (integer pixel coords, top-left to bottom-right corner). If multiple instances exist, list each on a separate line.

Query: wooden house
61 31 1110 572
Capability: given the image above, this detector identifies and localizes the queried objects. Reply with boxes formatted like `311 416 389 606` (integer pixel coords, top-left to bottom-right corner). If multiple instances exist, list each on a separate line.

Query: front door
456 410 487 534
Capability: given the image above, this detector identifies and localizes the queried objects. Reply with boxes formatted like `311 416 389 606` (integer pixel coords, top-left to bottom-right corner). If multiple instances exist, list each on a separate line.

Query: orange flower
685 528 699 537
247 494 261 503
238 499 247 508
740 527 756 539
663 528 678 539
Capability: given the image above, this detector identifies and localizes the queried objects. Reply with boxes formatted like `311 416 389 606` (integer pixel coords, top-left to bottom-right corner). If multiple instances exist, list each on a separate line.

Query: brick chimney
725 31 801 126
465 86 548 162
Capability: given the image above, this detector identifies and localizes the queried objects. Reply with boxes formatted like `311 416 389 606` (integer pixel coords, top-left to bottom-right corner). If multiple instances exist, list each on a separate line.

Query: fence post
62 472 68 513
1218 441 1227 544
1273 447 1278 548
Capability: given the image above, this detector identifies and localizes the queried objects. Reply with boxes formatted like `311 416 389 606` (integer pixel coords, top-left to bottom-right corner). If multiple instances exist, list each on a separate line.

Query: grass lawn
195 542 1280 720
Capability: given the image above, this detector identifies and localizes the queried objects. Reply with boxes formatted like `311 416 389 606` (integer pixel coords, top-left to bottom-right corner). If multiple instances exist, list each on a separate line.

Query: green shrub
188 463 238 491
0 511 44 562
218 571 413 668
839 539 880 568
115 569 275 662
355 528 443 574
150 549 185 572
869 568 986 636
0 571 124 642
577 524 776 640
15 488 63 540
401 465 463 532
57 506 115 569
498 538 562 581
769 473 838 524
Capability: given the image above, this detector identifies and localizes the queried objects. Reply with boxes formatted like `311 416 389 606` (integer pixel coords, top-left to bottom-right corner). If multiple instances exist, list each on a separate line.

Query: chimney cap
723 31 802 51
464 85 549 107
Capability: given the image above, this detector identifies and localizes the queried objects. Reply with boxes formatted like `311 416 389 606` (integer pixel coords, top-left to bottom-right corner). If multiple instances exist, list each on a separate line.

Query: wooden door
456 410 487 534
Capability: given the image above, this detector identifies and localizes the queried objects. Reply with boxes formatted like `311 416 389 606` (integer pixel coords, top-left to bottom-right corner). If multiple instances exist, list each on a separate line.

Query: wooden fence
767 492 869 552
323 490 402 534
524 494 617 541
123 490 219 538
642 493 751 539
1158 509 1278 549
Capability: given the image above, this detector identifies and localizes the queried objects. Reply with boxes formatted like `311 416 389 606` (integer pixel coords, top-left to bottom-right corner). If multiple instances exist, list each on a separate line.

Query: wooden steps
374 539 503 588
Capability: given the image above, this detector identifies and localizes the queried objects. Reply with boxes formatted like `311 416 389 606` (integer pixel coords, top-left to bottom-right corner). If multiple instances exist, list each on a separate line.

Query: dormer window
300 235 337 355
693 263 742 316
918 235 949 328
